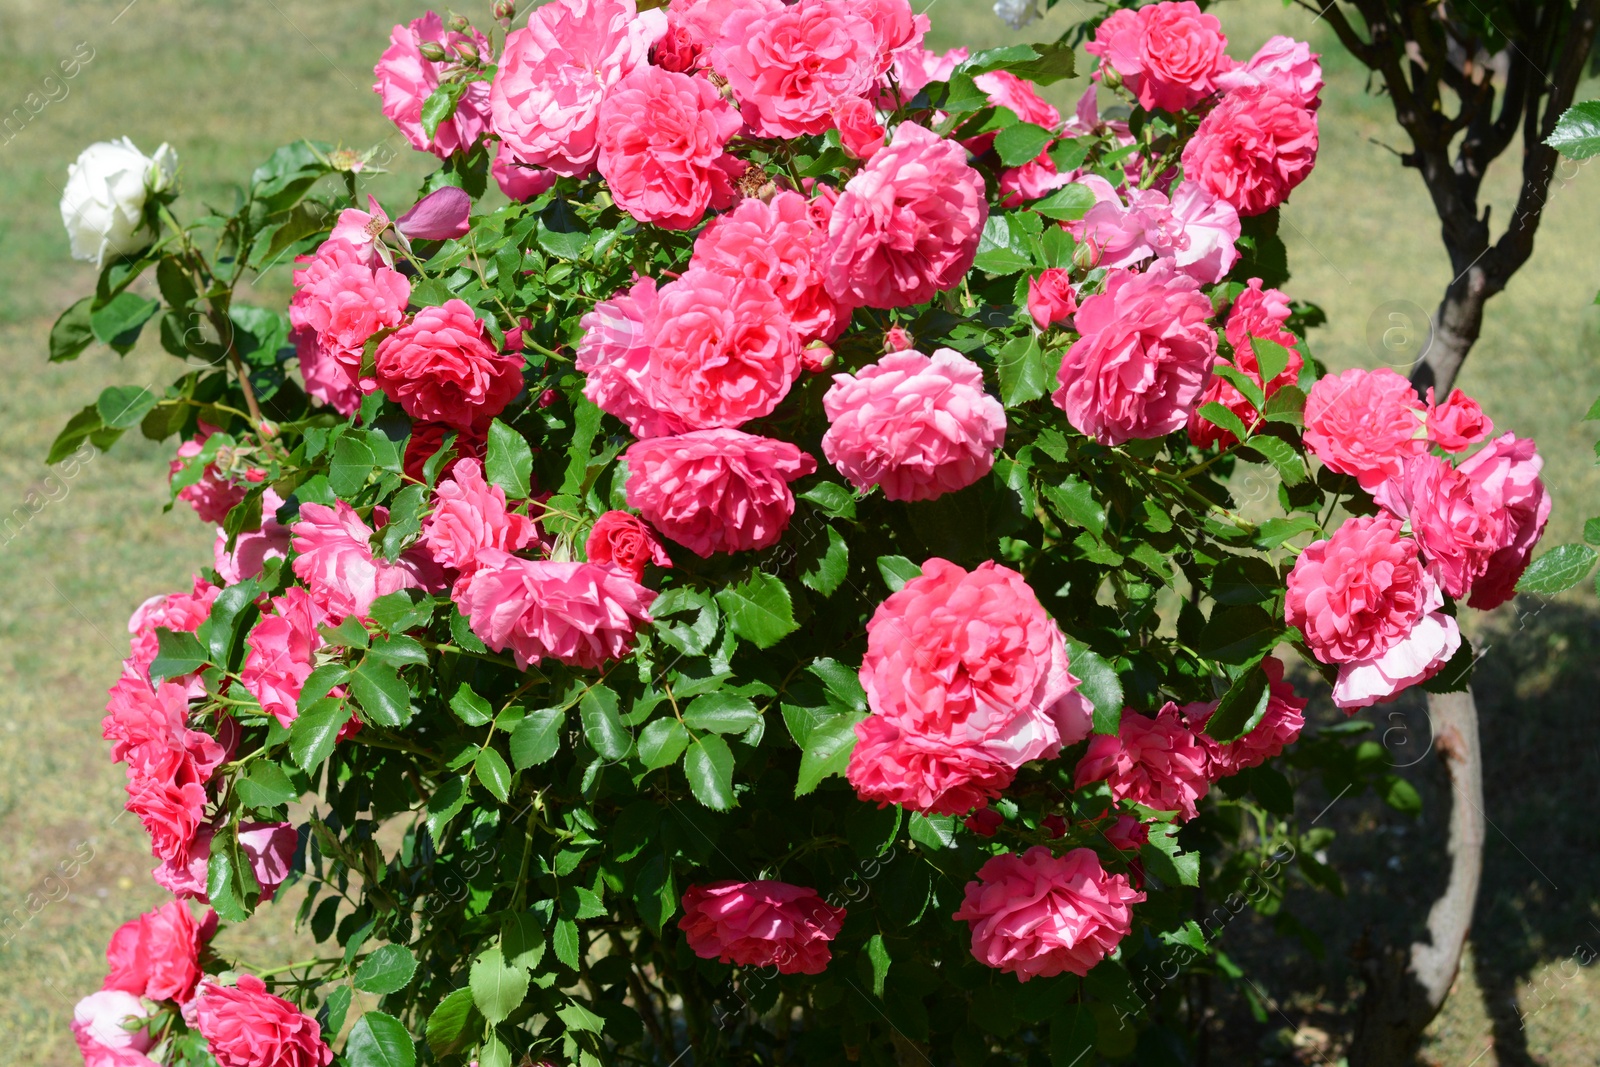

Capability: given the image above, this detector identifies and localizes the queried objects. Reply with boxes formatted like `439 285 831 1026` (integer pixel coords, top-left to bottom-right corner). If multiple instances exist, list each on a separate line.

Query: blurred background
1 1 1597 1064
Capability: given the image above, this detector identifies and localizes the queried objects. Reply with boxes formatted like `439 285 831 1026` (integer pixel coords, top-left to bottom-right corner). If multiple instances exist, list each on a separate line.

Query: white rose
993 0 1040 30
59 137 178 268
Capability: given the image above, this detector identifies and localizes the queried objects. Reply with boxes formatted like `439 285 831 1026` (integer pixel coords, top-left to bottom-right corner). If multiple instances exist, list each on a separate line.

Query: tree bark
1348 691 1486 1065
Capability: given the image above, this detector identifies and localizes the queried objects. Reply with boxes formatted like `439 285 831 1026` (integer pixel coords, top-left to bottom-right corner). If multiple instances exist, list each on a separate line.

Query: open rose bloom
59 0 1566 1059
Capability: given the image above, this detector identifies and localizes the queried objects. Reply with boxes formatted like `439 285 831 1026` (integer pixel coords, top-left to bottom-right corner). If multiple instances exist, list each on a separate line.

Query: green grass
0 1 1596 1064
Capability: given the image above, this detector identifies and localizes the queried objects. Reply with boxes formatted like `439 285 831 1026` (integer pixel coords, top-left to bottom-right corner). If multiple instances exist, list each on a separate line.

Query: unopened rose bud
800 341 834 373
445 13 471 32
452 38 480 63
493 0 518 21
1041 815 1067 838
964 808 1003 837
258 421 278 439
1100 66 1123 91
883 326 913 353
418 40 450 63
1073 237 1102 272
538 388 558 408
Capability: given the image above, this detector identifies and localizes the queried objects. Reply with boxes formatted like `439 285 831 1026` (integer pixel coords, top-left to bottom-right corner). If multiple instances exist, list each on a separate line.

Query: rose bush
47 1 1569 1063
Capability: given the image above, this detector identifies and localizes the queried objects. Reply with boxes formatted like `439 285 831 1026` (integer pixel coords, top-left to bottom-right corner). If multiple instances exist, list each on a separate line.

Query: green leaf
49 297 95 362
96 386 159 431
298 664 350 715
322 985 352 1038
685 734 735 810
799 481 856 519
477 1035 510 1067
1142 825 1201 887
369 592 435 633
149 629 207 683
1198 605 1285 665
1548 100 1600 158
328 433 375 498
714 571 797 648
1203 663 1271 742
683 693 760 734
1251 336 1294 386
559 397 605 496
1197 401 1251 444
1065 642 1123 735
290 696 347 771
47 405 106 464
651 587 720 656
502 912 546 969
1517 543 1598 595
90 291 159 346
469 945 529 1026
638 718 690 770
354 944 418 995
1050 1002 1097 1066
474 746 512 802
1263 385 1307 424
997 334 1049 406
552 917 581 969
783 699 865 797
1212 364 1266 413
234 761 299 810
1253 514 1321 550
419 80 469 140
320 614 370 649
1584 517 1600 547
485 418 533 500
345 1010 417 1067
876 555 922 592
1243 435 1307 486
579 684 630 759
424 987 480 1060
1041 477 1106 536
510 708 564 768
799 525 849 597
908 813 957 850
973 213 1034 275
425 776 468 841
557 1001 606 1033
867 934 891 998
994 122 1054 167
1031 183 1097 222
1007 39 1077 85
351 660 412 728
1381 774 1423 813
378 485 426 561
450 683 494 727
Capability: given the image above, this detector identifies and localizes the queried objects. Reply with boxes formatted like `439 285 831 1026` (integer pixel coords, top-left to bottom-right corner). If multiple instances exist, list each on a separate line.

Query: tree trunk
1410 264 1492 399
1348 690 1486 1065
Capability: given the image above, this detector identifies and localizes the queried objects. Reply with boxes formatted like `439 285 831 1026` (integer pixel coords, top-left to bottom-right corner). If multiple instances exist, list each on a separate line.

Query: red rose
585 510 671 580
374 300 525 431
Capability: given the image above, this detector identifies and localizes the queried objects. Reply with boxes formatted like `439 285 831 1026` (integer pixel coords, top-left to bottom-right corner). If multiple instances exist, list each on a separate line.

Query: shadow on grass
1202 597 1600 1066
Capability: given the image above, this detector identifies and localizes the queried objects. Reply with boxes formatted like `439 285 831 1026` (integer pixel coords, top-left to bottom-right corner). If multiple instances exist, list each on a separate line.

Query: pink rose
1215 34 1323 107
291 501 441 621
103 900 207 1002
855 0 927 73
1379 453 1505 600
213 489 291 585
847 712 1019 815
1181 657 1306 776
193 975 333 1067
834 97 886 161
656 0 776 72
998 154 1074 208
292 327 360 416
953 846 1143 980
373 13 492 158
623 429 817 557
1188 278 1303 447
103 678 223 782
1457 433 1551 609
1165 181 1242 282
1074 180 1239 283
1053 265 1218 445
576 277 683 439
289 239 410 391
239 587 330 727
1424 387 1493 453
821 347 1006 501
403 421 486 485
491 142 557 202
1286 514 1461 709
1074 704 1215 821
123 576 218 689
1104 814 1150 852
1182 84 1318 216
974 70 1061 128
690 189 843 345
458 551 655 670
586 511 672 580
422 458 535 593
644 270 801 430
709 0 877 138
1303 368 1428 490
73 989 156 1067
679 881 846 974
852 559 1091 810
821 122 988 309
1028 268 1078 330
891 45 967 97
123 768 212 867
597 65 741 229
236 822 298 902
374 300 525 431
489 0 665 176
1085 1 1231 113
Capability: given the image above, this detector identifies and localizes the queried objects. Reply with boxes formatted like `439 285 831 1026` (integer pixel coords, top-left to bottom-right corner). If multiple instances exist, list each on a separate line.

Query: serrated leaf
419 80 468 140
351 659 412 727
558 1001 606 1033
149 629 207 683
579 684 630 759
799 481 856 519
1198 605 1285 665
90 291 159 346
1041 477 1105 536
1141 825 1201 887
1244 435 1307 486
50 297 95 362
97 386 159 430
1031 182 1097 221
425 776 468 841
552 918 581 969
683 693 760 734
1203 663 1270 742
234 761 299 810
1516 543 1598 595
48 404 106 464
424 987 480 1059
1197 400 1251 443
973 213 1033 275
997 334 1049 406
450 683 494 727
994 121 1054 167
354 944 418 995
475 746 512 802
510 708 564 769
486 418 532 500
799 525 849 596
290 696 347 771
866 934 891 998
714 571 797 648
328 433 375 497
876 555 922 592
685 734 735 809
1065 642 1123 735
470 945 529 1025
638 718 690 770
1548 100 1600 158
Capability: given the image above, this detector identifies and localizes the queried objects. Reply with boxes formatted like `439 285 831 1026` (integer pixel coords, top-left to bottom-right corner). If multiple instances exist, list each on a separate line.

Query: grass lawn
0 1 1595 1064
